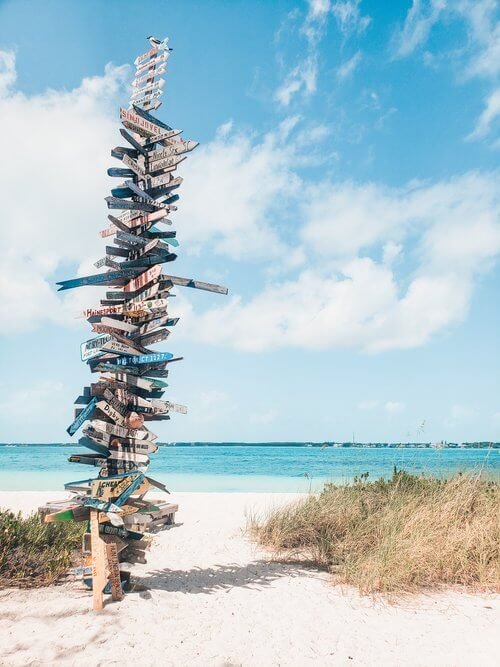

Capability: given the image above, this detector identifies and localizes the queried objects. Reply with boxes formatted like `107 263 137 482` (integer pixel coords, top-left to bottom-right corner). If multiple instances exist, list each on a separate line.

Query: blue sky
0 0 499 443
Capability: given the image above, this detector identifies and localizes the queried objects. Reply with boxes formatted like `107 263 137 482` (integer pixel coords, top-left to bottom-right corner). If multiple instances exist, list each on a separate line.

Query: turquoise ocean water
0 444 498 492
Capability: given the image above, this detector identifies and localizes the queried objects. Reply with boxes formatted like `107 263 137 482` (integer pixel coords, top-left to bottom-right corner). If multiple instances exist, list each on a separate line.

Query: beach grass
0 509 84 588
249 469 500 593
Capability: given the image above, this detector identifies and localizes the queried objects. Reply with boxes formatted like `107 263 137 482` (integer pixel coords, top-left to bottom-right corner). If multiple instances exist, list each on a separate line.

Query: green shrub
0 510 84 588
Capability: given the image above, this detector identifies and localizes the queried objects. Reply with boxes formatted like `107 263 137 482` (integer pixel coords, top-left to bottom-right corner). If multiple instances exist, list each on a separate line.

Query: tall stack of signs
45 36 228 610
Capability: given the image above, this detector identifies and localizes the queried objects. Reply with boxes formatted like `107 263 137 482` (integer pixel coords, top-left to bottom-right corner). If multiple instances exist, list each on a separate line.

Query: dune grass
0 509 84 588
249 469 500 593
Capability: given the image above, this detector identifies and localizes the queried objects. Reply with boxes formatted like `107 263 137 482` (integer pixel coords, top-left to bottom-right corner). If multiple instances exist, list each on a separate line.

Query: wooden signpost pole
106 542 124 601
90 510 106 611
48 35 228 610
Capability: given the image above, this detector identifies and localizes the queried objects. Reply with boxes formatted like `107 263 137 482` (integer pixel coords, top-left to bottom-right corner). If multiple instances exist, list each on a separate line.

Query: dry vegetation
0 510 84 588
250 469 500 593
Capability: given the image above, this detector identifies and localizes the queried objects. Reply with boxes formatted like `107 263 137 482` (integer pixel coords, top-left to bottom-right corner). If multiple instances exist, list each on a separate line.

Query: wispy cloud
275 55 318 106
467 87 500 142
331 0 371 37
336 50 362 79
180 169 500 353
391 0 445 58
391 1 500 145
274 0 371 106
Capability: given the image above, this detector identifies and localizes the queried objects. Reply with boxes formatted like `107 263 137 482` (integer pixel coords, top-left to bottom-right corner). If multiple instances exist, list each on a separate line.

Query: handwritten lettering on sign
131 78 164 99
114 352 173 367
96 400 125 425
135 50 168 73
81 335 112 361
120 108 163 137
123 265 161 293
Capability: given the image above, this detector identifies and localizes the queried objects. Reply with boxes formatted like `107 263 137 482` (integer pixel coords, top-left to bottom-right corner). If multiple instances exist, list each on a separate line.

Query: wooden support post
106 542 124 601
90 510 106 611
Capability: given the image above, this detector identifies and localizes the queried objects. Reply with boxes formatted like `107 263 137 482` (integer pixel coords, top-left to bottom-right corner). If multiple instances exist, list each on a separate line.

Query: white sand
0 491 498 667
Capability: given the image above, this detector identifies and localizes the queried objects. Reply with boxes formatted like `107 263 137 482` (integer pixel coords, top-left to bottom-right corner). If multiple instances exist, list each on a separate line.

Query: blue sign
66 397 98 436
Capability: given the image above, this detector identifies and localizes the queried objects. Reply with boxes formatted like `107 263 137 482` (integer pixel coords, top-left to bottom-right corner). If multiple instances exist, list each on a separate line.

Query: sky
0 0 499 443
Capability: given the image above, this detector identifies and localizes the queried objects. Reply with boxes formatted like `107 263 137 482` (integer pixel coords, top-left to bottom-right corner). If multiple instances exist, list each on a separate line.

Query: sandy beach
0 491 499 667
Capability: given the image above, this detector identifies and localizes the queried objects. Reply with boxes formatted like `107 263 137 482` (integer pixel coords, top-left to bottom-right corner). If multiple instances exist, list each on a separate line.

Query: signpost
48 35 227 611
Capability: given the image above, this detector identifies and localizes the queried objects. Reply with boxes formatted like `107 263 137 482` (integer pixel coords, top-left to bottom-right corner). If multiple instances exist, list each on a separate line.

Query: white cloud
178 122 302 261
308 0 331 18
0 50 129 333
274 1 370 106
3 49 500 358
179 170 500 353
391 0 445 58
384 401 406 413
331 0 371 37
337 50 362 79
274 55 318 106
391 1 500 143
0 49 16 96
467 87 500 140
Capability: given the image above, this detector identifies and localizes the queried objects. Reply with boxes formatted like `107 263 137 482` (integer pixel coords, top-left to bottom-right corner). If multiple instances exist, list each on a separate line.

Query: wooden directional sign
101 340 141 357
56 36 229 608
160 274 229 295
97 317 139 333
81 334 112 361
107 450 150 465
131 78 164 99
67 397 97 436
57 268 142 291
135 49 168 73
134 38 169 67
111 351 174 367
121 154 146 179
120 108 165 137
91 475 132 501
124 265 161 292
148 154 186 174
105 196 160 213
139 328 170 347
96 400 126 425
82 304 124 319
133 64 166 87
119 128 148 157
91 418 152 440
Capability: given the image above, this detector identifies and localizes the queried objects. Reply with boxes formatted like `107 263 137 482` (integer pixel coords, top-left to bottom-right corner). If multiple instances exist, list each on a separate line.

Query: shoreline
1 490 499 666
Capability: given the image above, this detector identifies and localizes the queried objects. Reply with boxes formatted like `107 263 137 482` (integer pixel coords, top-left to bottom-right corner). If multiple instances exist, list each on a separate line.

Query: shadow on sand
134 560 315 595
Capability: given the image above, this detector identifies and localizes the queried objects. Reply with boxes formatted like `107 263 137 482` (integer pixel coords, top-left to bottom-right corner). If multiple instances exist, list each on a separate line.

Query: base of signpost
90 510 106 611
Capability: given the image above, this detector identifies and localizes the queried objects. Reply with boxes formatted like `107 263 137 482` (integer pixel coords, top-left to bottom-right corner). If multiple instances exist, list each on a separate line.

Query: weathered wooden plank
105 196 160 213
81 334 112 362
124 265 161 293
90 510 106 610
131 78 164 100
56 268 141 291
66 397 97 436
96 400 126 425
160 273 228 295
